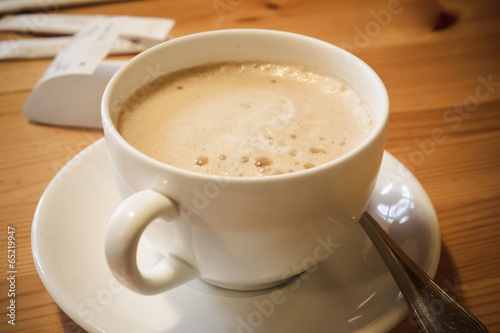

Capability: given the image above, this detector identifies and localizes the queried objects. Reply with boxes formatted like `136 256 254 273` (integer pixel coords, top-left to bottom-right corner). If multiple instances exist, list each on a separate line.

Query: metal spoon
358 212 489 333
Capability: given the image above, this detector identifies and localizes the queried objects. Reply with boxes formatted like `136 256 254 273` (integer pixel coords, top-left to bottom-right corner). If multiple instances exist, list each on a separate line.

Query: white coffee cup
102 29 389 295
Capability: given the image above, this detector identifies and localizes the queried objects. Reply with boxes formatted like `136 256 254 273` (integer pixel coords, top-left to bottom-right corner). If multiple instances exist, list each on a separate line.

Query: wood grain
1 0 499 332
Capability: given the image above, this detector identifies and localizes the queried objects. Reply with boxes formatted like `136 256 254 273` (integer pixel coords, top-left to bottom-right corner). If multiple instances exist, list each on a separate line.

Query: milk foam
117 62 374 177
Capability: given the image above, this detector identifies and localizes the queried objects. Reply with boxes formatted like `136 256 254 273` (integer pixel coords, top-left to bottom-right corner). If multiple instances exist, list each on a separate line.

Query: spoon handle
359 212 489 333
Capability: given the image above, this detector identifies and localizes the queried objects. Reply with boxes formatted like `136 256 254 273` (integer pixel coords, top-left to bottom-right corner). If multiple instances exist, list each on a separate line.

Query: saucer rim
31 138 441 333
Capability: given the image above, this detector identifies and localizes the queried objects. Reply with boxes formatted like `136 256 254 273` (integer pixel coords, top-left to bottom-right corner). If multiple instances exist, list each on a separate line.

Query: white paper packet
0 36 149 60
0 14 175 46
0 0 132 15
17 13 175 127
23 16 128 128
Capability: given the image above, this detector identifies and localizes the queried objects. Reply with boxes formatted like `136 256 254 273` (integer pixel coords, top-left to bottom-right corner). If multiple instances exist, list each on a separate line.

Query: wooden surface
1 0 499 332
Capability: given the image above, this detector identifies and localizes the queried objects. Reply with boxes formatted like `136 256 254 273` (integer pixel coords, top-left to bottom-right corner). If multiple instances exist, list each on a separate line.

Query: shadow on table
58 310 87 333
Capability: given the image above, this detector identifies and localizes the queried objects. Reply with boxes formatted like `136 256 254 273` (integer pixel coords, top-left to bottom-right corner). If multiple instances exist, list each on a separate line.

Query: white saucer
32 139 441 333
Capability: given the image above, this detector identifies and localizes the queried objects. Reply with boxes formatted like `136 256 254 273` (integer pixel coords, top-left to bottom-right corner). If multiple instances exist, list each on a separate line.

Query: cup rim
101 29 389 183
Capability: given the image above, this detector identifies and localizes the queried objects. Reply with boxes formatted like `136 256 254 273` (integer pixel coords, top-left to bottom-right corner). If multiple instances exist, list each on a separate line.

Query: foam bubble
310 147 327 154
194 156 208 166
254 157 273 168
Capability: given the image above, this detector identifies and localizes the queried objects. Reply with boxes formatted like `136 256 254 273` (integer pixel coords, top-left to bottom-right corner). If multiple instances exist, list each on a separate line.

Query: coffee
117 61 374 177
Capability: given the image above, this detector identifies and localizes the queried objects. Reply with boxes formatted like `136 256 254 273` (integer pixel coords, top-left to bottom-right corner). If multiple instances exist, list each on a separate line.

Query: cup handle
105 189 200 295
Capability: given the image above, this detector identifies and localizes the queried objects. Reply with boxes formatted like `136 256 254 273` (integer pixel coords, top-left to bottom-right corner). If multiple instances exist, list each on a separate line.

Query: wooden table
1 0 499 332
